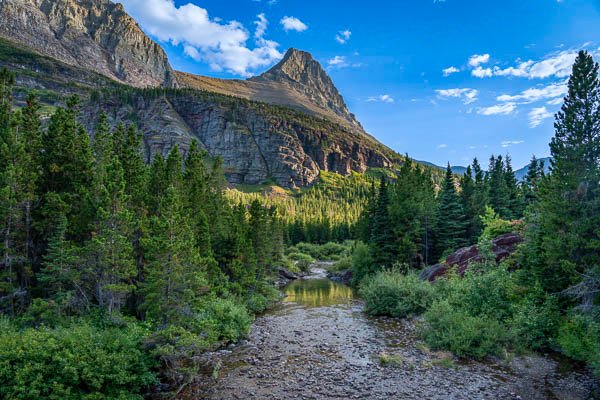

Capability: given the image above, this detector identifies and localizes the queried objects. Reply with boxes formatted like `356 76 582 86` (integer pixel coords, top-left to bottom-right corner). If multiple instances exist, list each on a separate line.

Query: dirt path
190 268 598 400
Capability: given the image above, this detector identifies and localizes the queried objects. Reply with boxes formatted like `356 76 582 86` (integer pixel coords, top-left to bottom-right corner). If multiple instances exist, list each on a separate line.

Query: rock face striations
0 0 176 87
0 0 399 188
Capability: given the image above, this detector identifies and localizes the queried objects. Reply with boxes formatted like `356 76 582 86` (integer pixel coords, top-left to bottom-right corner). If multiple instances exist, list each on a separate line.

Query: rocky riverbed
184 266 598 399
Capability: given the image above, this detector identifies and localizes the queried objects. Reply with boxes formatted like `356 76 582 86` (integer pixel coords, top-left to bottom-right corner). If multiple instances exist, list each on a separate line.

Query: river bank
183 265 598 399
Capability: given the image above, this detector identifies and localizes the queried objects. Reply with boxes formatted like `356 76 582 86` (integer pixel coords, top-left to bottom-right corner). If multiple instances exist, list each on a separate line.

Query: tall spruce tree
525 50 600 296
369 177 397 269
435 164 468 258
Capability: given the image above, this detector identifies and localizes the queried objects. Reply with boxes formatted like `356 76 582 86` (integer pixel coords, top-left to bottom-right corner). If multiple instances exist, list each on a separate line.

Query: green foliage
350 241 375 285
0 319 156 400
435 164 468 257
557 315 600 376
422 300 507 359
479 206 514 241
286 241 352 261
361 271 434 317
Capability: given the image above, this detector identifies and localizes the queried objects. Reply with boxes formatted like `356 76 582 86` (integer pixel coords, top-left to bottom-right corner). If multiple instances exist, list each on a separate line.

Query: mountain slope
0 0 402 188
0 0 176 87
177 48 363 133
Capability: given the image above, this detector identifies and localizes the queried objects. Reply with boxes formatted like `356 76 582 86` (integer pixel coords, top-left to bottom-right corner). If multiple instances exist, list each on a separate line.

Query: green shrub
0 319 156 400
329 256 353 273
198 298 252 344
351 241 375 285
508 293 560 351
557 315 600 376
361 271 434 317
479 206 514 241
287 242 352 261
286 251 315 263
422 300 507 359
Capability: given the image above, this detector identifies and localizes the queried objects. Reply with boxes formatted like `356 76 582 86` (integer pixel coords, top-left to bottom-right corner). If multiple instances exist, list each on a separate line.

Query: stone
420 232 524 282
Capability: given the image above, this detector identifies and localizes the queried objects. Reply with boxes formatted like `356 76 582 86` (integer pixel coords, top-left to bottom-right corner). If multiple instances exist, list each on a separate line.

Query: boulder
327 269 353 285
420 232 523 282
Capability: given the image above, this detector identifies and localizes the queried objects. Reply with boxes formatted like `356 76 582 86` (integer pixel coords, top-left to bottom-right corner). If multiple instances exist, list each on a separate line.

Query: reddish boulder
419 232 523 282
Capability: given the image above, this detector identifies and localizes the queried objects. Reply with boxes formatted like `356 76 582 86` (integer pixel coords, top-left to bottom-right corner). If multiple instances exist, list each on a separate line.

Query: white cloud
468 53 490 67
501 140 525 148
494 50 577 79
436 88 479 104
280 16 308 32
437 144 448 149
117 0 282 77
328 55 348 68
471 66 493 78
477 102 517 116
528 107 553 128
367 94 395 103
442 66 459 76
496 80 567 103
335 30 352 44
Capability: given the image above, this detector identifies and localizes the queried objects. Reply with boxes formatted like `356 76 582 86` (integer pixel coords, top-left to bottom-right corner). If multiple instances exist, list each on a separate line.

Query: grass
379 352 404 367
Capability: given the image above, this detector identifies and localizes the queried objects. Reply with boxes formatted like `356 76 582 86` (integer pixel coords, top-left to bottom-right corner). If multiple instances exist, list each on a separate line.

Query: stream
190 266 598 399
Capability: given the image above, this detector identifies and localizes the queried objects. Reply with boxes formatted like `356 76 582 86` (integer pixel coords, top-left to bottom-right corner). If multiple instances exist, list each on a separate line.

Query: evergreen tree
522 155 544 206
435 164 468 257
525 50 600 296
487 155 511 218
369 177 397 269
504 154 523 218
142 186 208 325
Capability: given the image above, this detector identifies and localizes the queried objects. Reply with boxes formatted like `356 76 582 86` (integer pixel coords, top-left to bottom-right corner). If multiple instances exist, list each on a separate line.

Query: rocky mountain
0 0 176 88
177 48 363 133
0 0 400 188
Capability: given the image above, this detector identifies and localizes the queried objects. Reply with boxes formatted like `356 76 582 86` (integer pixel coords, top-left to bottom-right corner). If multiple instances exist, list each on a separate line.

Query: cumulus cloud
280 16 308 32
437 144 448 149
328 55 348 68
471 66 493 78
477 102 517 116
501 140 525 148
367 94 395 103
436 88 479 104
335 30 352 44
528 107 553 128
468 53 490 67
117 0 282 77
493 50 578 79
442 66 459 76
496 80 567 103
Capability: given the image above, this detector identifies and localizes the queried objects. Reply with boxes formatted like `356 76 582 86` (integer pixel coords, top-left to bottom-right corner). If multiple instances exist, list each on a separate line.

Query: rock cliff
0 0 176 87
0 0 401 188
82 90 394 188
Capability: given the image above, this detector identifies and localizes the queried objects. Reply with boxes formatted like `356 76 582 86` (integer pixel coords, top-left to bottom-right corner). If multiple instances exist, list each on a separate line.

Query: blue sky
118 0 600 169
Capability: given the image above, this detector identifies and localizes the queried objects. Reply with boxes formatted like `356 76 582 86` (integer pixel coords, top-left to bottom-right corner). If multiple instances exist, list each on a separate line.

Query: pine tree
504 154 523 218
487 155 511 218
38 211 79 316
522 155 543 206
460 165 479 243
525 50 600 296
142 186 208 325
369 177 397 269
183 141 212 255
78 114 136 314
435 164 468 257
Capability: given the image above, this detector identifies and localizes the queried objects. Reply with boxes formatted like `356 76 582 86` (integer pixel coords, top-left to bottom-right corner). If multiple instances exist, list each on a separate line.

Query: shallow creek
190 266 598 399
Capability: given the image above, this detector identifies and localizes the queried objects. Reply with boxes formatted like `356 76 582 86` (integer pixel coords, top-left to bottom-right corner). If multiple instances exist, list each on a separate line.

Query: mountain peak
250 48 363 131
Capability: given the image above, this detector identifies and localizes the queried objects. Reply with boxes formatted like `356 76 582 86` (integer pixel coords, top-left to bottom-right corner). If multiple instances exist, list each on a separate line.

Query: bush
287 242 352 261
0 319 156 400
422 300 507 359
329 256 353 273
351 241 375 285
557 315 600 376
361 271 435 317
198 298 252 344
479 206 514 241
508 292 560 351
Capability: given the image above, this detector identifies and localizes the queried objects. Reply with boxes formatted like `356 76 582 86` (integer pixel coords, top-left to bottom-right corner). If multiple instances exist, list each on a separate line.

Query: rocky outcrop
0 0 176 88
250 49 362 131
327 269 353 285
81 91 394 188
420 233 523 282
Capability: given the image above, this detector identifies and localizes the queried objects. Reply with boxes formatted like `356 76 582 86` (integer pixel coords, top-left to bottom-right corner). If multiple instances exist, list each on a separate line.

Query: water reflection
283 278 354 307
